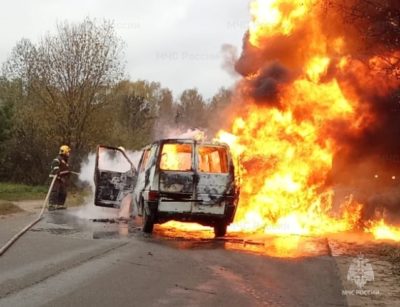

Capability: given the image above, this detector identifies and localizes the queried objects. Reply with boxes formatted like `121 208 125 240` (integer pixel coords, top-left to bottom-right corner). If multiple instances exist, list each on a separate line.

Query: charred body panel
95 171 135 207
159 172 194 194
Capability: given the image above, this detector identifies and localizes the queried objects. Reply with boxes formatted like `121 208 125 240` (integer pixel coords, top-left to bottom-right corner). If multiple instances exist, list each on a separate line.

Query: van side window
198 146 228 173
160 144 192 171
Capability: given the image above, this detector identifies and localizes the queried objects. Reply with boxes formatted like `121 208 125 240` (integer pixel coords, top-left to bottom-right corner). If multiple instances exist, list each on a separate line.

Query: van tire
214 222 227 237
143 210 154 233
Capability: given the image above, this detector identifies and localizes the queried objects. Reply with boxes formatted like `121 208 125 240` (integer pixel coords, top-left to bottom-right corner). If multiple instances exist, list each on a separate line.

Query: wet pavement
0 207 399 306
32 209 331 259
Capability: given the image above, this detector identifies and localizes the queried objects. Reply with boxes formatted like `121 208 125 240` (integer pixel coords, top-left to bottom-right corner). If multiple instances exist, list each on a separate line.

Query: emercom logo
347 254 374 289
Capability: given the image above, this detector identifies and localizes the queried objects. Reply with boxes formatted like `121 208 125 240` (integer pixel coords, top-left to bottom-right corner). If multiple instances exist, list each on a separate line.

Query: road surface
0 204 398 306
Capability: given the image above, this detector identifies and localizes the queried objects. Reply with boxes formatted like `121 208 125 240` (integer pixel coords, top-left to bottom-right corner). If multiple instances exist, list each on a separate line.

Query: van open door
94 145 137 208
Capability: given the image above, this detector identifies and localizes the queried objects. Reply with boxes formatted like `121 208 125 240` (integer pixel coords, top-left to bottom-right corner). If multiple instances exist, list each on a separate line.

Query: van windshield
160 143 192 171
198 146 228 173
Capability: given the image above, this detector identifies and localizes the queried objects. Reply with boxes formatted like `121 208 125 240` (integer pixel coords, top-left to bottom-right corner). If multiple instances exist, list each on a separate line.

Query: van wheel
143 210 154 234
214 222 227 237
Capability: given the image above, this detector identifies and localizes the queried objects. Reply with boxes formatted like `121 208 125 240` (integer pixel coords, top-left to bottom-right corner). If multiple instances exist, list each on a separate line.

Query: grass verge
0 200 24 215
0 182 92 208
0 182 48 201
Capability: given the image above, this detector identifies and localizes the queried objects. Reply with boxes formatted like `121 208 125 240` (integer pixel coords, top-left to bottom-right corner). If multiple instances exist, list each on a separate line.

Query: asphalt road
0 206 396 307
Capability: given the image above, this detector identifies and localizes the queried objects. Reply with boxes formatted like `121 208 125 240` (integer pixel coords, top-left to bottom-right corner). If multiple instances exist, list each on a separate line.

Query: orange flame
161 0 400 244
160 144 192 171
366 220 400 242
214 0 395 238
249 0 316 46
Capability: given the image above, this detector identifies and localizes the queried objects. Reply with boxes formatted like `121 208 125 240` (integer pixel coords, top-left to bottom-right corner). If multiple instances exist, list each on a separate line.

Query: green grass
0 182 92 208
0 182 48 201
0 200 24 215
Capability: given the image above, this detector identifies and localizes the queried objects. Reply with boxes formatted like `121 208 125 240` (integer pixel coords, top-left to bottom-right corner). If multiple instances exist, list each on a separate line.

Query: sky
0 0 250 100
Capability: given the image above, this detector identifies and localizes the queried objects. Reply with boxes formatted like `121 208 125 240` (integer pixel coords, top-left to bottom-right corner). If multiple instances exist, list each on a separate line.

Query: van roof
146 138 229 148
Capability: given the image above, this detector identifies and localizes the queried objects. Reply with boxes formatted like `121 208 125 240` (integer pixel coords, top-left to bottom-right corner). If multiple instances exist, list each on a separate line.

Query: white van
94 139 240 237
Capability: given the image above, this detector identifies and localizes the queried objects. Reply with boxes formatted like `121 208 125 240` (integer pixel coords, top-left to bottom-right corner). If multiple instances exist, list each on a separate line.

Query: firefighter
49 145 71 210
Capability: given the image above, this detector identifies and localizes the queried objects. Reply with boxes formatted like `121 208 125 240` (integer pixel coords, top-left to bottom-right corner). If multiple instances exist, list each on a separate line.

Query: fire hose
0 171 80 257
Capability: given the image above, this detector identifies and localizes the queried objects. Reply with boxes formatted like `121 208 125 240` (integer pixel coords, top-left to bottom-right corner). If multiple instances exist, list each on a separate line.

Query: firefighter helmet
59 145 71 156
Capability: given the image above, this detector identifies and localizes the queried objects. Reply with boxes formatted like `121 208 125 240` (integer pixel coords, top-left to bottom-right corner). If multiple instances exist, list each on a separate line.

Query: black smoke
249 62 291 104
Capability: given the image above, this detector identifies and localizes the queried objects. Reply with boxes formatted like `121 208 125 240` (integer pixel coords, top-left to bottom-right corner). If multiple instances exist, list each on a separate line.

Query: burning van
94 139 239 237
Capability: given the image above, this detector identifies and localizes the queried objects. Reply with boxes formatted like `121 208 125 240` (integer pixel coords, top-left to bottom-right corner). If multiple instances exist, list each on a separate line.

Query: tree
176 88 207 129
331 0 400 78
0 78 21 180
3 18 125 161
206 87 233 135
98 80 175 149
154 88 176 138
0 78 17 144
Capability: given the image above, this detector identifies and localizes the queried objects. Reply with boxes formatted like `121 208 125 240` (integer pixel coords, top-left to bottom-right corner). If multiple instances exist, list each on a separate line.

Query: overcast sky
0 0 250 99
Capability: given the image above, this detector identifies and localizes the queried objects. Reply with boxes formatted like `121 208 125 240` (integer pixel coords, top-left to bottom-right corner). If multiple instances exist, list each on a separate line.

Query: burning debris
212 0 400 240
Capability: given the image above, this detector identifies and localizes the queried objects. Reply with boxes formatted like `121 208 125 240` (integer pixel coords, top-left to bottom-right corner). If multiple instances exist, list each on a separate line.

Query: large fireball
216 0 400 240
